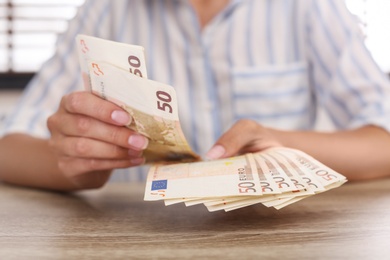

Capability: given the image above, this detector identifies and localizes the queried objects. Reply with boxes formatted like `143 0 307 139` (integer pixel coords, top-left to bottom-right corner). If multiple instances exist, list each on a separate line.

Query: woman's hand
206 119 282 160
47 91 149 188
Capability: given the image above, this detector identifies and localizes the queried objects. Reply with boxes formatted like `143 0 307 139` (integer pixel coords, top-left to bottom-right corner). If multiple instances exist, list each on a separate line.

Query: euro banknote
145 147 347 211
76 34 148 91
87 61 199 162
144 153 262 200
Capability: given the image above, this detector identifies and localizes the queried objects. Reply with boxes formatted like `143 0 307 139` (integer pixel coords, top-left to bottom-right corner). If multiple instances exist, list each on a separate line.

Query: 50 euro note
144 153 263 200
76 34 148 91
88 60 199 163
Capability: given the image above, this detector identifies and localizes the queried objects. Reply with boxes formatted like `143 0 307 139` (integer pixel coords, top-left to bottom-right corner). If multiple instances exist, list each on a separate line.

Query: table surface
1 179 390 259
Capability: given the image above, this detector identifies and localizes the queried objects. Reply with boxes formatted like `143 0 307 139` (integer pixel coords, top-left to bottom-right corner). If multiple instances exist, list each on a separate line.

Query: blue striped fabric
2 0 390 182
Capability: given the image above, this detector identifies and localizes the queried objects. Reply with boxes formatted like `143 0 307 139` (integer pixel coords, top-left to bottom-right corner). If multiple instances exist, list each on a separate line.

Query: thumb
205 120 261 160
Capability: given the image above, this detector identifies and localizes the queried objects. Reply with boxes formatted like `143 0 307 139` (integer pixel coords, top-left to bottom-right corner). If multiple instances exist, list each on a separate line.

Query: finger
58 136 144 160
206 120 273 160
61 91 131 126
48 113 148 151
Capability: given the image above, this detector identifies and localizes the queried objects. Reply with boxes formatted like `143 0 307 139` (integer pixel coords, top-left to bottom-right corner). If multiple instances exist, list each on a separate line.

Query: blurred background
0 0 84 125
0 0 389 128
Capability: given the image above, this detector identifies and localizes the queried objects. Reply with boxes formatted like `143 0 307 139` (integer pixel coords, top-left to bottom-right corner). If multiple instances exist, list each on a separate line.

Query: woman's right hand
47 91 149 189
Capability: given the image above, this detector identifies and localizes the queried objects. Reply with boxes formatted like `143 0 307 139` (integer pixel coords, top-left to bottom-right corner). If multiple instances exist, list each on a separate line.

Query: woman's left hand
205 119 282 160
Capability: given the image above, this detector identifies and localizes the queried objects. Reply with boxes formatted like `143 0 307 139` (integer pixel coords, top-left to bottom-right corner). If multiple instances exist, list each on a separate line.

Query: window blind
0 0 85 73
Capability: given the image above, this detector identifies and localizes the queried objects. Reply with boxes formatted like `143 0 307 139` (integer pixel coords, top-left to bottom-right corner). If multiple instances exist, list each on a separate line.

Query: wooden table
1 179 390 259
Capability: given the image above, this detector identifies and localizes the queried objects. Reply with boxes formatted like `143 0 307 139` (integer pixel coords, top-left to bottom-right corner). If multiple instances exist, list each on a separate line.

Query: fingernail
111 110 131 125
206 144 226 160
128 135 149 150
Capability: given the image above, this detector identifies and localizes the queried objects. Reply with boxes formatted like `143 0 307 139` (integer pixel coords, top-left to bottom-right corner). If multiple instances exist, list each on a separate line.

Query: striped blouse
2 0 390 181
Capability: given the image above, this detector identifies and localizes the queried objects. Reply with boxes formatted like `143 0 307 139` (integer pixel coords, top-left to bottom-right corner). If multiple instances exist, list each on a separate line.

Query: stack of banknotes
76 34 347 212
144 147 347 211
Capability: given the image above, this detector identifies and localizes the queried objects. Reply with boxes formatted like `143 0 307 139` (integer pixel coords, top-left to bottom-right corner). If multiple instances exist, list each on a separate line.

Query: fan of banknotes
144 147 347 211
76 34 347 212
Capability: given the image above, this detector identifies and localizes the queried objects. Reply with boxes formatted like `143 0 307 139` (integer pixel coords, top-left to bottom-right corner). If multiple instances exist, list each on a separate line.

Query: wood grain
1 179 390 259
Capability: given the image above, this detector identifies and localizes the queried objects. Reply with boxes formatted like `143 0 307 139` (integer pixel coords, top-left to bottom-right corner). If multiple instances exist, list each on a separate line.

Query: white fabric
2 0 390 182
